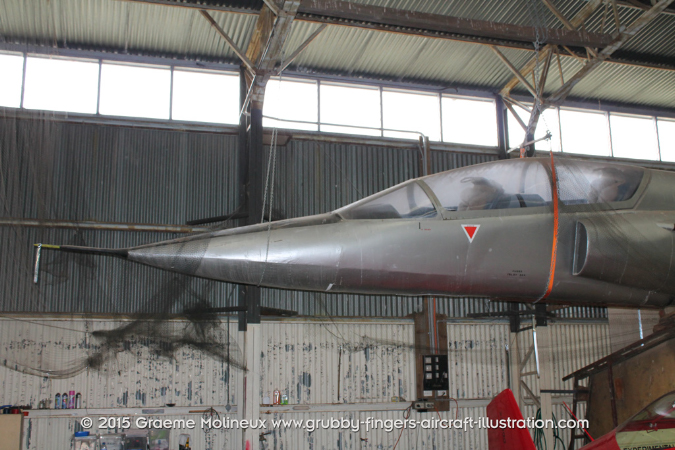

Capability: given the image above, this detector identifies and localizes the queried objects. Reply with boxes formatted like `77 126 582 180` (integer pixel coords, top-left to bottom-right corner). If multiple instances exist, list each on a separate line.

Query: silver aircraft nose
127 216 344 291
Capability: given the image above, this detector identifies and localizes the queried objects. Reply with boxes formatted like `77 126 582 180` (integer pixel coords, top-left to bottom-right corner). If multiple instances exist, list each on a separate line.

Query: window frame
608 112 661 161
318 81 382 136
441 94 499 148
98 60 172 120
381 87 443 142
23 54 101 114
559 106 613 157
170 67 240 125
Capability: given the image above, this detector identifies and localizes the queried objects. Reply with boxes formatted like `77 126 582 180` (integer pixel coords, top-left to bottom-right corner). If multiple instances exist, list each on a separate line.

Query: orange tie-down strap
540 151 560 302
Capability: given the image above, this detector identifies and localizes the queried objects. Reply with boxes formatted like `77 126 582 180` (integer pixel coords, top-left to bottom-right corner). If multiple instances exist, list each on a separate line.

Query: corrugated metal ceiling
0 0 673 110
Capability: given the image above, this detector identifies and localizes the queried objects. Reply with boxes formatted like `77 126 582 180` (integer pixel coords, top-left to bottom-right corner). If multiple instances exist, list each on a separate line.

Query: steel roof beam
548 0 675 105
116 0 675 73
297 0 612 49
117 0 675 17
200 10 255 73
118 0 611 49
540 0 575 30
618 0 675 14
500 0 605 96
278 23 326 74
243 0 300 108
491 47 539 100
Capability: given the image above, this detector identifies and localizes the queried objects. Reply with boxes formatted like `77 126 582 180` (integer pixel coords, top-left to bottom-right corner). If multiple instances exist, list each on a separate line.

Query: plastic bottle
273 389 281 406
281 394 288 405
55 393 61 410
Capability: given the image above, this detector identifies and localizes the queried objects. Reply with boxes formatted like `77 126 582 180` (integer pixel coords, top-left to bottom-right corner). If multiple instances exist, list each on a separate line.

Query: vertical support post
495 95 509 159
524 106 543 157
239 66 264 449
238 65 251 332
654 116 662 161
415 299 433 401
537 324 554 449
19 54 27 109
242 323 262 449
509 331 522 409
418 135 431 177
245 105 264 326
508 304 522 408
96 60 102 115
607 361 618 428
237 65 263 332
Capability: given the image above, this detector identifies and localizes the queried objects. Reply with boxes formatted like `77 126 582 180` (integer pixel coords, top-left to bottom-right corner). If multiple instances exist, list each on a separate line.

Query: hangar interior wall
0 112 613 449
0 317 610 449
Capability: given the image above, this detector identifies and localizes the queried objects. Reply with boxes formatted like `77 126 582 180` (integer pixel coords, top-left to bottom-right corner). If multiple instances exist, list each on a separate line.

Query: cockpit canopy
615 391 675 449
424 158 552 212
336 158 645 220
338 181 437 220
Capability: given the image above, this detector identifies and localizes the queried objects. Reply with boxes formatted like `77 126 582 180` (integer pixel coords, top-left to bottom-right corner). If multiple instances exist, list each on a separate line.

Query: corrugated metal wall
0 112 240 314
0 317 611 449
515 322 610 397
517 322 611 449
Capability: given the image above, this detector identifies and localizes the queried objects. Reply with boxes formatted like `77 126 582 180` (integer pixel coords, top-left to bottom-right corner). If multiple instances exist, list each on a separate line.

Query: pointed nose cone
127 237 211 276
127 219 343 291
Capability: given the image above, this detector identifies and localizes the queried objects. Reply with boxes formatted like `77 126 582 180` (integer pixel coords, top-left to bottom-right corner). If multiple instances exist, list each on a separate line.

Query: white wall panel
447 322 510 399
0 317 609 449
21 416 237 450
259 320 416 405
0 318 240 409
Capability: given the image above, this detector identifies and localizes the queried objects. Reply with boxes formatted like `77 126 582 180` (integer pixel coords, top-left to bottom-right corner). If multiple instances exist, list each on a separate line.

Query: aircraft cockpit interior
555 159 644 205
424 159 552 212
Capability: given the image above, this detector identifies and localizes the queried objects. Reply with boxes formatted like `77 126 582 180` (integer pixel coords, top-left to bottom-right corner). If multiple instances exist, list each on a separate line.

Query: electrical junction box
422 354 449 391
412 401 436 412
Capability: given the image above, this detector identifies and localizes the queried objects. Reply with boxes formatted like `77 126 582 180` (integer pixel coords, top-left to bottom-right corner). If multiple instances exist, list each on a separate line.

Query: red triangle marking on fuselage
462 224 480 243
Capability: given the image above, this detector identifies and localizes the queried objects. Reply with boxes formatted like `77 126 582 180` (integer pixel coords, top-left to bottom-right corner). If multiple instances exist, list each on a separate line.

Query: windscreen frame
335 180 442 221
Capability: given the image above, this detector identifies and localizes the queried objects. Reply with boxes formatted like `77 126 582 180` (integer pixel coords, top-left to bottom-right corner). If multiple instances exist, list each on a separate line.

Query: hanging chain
523 0 553 154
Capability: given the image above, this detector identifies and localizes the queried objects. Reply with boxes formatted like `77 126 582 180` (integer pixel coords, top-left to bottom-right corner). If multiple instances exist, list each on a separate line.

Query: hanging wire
258 127 278 286
260 127 278 224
